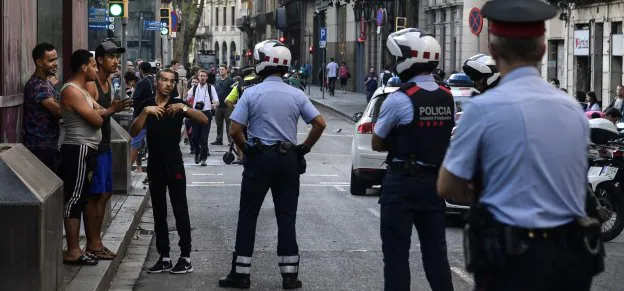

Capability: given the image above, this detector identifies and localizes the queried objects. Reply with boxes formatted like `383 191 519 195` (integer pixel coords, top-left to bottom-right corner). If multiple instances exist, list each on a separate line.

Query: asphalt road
131 106 624 291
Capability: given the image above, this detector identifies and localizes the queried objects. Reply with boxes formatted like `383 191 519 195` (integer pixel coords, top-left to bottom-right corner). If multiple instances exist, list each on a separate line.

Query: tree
173 0 206 66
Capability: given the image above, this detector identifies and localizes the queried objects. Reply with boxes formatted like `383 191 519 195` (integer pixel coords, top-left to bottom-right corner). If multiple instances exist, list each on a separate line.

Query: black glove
296 144 311 156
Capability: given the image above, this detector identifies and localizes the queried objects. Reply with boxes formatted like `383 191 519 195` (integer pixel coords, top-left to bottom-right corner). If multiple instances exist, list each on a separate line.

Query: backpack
192 84 213 104
381 71 392 86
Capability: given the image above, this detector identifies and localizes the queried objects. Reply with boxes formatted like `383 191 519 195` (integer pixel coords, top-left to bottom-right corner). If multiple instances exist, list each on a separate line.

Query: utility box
111 118 132 194
112 111 133 133
0 144 64 291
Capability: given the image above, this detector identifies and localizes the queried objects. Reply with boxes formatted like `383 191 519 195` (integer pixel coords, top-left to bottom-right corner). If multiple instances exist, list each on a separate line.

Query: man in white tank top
58 49 104 266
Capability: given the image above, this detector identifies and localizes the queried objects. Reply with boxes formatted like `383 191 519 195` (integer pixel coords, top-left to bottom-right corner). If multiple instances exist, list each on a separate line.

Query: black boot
219 252 251 289
194 152 201 164
279 255 302 289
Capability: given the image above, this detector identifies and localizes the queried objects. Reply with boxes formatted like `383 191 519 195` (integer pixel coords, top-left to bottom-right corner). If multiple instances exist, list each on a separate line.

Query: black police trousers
380 171 454 291
234 146 300 269
191 111 212 160
148 162 192 258
474 229 595 291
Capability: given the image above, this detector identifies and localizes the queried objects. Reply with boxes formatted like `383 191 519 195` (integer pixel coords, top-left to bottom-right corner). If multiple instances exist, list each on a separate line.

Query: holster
577 216 605 275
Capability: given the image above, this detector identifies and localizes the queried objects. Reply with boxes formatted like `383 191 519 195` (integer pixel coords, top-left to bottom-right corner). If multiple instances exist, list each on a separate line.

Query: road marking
367 208 380 218
310 174 339 177
191 181 225 184
320 182 349 185
192 173 224 176
451 266 475 286
333 185 346 192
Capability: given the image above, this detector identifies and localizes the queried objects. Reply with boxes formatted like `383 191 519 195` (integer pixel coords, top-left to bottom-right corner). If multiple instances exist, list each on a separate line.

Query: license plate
600 166 618 179
588 166 602 177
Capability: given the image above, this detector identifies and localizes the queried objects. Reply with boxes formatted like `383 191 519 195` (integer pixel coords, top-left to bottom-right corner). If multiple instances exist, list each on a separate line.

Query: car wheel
350 169 367 196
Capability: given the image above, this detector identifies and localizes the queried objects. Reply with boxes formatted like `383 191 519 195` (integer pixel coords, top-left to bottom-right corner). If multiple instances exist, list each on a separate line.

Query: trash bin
0 144 63 291
111 119 131 194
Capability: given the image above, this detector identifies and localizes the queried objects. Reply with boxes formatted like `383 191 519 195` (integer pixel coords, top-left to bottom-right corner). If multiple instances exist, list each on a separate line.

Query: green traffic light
109 3 123 17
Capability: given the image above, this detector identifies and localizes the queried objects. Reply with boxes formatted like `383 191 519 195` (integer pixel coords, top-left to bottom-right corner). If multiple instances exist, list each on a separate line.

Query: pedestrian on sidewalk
219 39 326 289
23 43 61 173
130 69 209 274
212 64 235 146
364 67 377 103
188 70 219 166
317 67 326 92
339 61 350 94
59 49 103 266
84 41 132 261
130 62 155 185
438 0 603 289
326 58 339 96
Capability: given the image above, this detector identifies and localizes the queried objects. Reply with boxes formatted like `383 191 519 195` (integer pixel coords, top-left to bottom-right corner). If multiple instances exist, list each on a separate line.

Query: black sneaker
201 160 207 167
195 153 201 164
170 258 193 274
211 140 223 146
147 258 173 273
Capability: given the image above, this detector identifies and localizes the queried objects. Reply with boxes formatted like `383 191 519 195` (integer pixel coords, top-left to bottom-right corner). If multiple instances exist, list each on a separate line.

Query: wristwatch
182 105 188 113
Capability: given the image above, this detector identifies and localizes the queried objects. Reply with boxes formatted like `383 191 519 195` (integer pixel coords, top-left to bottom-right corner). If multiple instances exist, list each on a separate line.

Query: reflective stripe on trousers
235 255 252 274
278 255 299 274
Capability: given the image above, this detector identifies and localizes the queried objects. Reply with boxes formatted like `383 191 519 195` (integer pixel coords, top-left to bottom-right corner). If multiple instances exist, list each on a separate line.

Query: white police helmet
462 54 501 89
253 39 291 77
386 28 441 81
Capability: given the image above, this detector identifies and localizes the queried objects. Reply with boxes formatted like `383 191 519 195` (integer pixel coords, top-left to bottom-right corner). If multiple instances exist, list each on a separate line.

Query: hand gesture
166 103 185 117
145 105 165 120
110 98 133 113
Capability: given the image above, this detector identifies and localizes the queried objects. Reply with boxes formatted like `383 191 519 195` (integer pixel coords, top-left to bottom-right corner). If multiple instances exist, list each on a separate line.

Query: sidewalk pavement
307 85 368 123
62 172 150 291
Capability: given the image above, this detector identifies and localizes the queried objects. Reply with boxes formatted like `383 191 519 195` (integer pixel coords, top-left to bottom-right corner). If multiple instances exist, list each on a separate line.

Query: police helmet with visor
385 28 441 82
253 40 291 78
462 54 501 92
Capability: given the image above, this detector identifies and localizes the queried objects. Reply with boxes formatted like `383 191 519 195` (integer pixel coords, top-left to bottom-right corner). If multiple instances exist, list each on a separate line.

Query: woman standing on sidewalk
339 62 350 94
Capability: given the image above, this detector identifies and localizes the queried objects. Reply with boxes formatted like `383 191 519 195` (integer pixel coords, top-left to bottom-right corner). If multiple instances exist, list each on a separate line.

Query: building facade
542 0 624 106
196 0 244 68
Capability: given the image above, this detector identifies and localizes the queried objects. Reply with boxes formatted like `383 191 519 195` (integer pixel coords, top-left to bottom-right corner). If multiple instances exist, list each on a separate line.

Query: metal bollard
0 144 64 291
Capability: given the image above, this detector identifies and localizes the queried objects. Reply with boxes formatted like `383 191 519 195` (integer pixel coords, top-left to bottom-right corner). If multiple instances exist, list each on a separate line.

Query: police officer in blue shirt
437 0 603 289
219 40 326 289
372 28 455 291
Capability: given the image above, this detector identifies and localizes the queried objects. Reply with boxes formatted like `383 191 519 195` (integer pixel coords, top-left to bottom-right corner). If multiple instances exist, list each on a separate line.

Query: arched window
222 41 228 67
230 41 237 66
214 42 220 65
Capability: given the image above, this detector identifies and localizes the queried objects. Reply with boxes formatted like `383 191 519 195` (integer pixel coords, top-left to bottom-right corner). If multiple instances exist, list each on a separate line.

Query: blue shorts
89 150 113 194
131 128 146 149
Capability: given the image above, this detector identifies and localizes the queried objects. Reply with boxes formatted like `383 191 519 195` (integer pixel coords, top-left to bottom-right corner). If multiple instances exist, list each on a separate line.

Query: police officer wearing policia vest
219 40 326 289
437 0 604 290
372 28 455 291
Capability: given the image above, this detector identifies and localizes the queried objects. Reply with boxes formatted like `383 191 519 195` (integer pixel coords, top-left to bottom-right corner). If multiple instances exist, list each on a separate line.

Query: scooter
588 118 624 241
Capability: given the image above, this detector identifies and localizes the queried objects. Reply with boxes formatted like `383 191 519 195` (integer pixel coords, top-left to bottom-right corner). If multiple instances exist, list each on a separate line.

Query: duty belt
387 161 439 175
254 140 294 155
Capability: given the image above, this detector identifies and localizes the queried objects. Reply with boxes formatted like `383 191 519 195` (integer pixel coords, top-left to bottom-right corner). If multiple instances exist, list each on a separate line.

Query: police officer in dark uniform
372 28 455 291
438 0 604 290
219 40 326 289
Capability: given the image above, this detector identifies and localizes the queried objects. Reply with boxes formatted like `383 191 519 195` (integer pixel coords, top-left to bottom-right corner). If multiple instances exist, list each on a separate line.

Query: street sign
144 20 162 31
319 27 327 49
376 8 384 26
88 7 110 30
469 7 483 36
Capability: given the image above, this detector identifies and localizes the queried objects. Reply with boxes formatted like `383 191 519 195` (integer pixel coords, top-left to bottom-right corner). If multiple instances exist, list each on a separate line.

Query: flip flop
87 247 117 260
63 255 98 266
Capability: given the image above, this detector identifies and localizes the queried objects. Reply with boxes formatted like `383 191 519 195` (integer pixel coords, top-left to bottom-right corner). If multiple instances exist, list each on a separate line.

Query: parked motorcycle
588 118 624 241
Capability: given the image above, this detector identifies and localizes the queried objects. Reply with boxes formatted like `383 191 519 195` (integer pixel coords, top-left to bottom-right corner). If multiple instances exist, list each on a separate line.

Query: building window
216 7 219 26
441 10 446 23
231 6 235 26
223 6 226 26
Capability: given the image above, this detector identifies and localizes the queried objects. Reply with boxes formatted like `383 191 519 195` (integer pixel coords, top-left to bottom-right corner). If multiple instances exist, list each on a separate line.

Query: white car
350 86 399 195
349 84 472 213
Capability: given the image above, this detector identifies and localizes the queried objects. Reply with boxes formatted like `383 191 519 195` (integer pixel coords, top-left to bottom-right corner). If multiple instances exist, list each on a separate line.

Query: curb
65 182 151 291
309 98 356 125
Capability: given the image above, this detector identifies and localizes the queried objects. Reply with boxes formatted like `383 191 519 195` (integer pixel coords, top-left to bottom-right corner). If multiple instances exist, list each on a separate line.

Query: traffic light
108 0 128 18
279 36 285 43
160 8 171 35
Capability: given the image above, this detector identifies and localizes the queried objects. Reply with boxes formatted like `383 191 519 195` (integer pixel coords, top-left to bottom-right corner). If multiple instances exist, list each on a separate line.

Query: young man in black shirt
130 69 208 274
